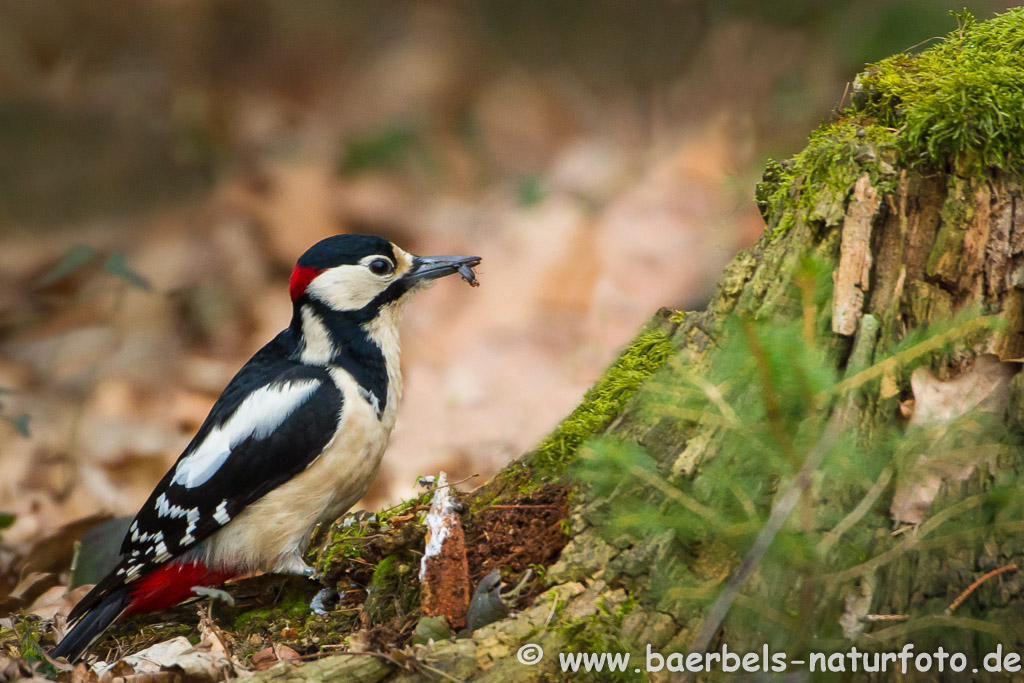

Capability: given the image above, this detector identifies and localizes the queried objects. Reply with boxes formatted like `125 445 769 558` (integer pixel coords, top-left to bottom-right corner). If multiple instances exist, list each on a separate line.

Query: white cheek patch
306 264 390 311
173 379 320 488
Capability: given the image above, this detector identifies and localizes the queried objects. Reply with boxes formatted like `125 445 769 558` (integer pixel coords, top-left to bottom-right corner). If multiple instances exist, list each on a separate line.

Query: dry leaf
25 584 89 620
891 355 1019 525
0 572 57 615
251 644 300 672
94 636 234 682
387 513 415 526
273 644 299 666
195 607 230 656
346 630 370 654
0 654 52 683
251 647 278 672
908 354 1016 426
898 399 915 420
17 513 112 577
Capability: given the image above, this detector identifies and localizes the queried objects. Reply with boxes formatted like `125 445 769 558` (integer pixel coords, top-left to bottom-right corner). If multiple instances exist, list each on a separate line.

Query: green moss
758 9 1023 240
221 580 360 660
756 121 899 238
231 593 311 633
533 330 676 471
314 515 376 576
314 491 429 575
557 600 641 683
856 8 1024 176
13 619 45 662
363 554 419 623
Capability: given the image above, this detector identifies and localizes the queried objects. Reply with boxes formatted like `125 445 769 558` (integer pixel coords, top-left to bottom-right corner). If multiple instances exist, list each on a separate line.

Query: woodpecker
51 234 481 662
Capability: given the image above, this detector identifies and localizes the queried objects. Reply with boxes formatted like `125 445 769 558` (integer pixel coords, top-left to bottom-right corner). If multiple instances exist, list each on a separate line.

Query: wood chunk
833 174 881 336
418 472 470 630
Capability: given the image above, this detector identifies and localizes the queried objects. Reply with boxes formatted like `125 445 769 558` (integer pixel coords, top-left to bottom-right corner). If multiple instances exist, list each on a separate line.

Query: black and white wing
103 334 343 594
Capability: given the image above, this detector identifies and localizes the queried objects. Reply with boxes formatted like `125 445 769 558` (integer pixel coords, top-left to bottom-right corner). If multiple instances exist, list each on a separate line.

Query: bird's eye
368 258 394 276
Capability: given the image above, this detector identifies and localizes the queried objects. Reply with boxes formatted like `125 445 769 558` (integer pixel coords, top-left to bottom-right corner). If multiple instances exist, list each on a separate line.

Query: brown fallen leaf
1 653 53 683
251 647 276 671
273 643 300 666
346 629 371 654
195 606 230 656
26 584 91 621
17 513 112 577
386 513 415 526
0 572 57 615
70 661 99 683
251 644 300 671
94 636 234 682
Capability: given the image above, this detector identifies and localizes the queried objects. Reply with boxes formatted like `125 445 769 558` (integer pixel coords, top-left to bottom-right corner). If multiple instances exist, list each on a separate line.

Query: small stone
638 612 678 649
466 571 508 632
621 610 649 642
547 533 617 583
412 615 452 645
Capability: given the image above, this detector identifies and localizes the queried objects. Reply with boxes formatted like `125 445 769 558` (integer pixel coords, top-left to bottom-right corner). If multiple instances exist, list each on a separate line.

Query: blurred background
0 0 1016 550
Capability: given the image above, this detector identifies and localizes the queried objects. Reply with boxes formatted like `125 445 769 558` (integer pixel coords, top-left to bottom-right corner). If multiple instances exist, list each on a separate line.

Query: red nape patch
289 265 325 301
125 562 238 616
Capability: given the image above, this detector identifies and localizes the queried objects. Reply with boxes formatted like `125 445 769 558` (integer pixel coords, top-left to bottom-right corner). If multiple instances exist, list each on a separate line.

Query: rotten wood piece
832 173 882 336
418 472 470 630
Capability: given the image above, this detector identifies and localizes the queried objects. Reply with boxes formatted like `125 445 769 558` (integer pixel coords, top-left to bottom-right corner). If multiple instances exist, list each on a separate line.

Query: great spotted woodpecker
51 234 481 662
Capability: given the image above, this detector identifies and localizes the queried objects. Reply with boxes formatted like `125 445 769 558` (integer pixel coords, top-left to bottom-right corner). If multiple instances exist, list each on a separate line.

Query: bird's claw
310 587 339 615
192 586 236 607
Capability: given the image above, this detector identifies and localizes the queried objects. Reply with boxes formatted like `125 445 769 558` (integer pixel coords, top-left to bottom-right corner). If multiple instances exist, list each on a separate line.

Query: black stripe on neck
292 301 388 417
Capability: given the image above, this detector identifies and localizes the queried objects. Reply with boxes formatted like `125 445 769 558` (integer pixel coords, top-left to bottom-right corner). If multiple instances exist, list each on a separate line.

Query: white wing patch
172 379 321 489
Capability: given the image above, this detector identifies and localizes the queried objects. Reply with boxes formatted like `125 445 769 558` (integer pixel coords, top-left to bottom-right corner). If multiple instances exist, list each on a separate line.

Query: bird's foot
192 585 236 607
310 587 339 615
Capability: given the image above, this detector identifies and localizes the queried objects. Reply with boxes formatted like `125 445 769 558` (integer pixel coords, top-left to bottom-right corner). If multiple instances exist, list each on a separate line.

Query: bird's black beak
407 254 482 283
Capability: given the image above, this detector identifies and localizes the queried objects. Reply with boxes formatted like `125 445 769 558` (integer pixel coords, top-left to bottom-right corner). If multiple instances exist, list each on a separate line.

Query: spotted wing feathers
68 335 343 622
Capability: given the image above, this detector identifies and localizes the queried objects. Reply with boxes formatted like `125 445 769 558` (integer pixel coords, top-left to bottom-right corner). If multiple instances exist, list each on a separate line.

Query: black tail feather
50 589 130 663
